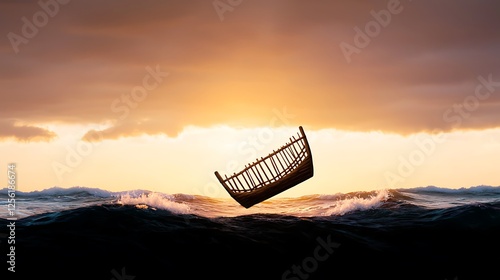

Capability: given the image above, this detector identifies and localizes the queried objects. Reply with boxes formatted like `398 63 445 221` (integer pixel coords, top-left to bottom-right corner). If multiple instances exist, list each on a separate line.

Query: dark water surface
1 186 500 279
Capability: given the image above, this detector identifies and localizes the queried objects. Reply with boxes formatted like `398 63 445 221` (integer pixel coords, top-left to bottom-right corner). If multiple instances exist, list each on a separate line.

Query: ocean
1 185 500 279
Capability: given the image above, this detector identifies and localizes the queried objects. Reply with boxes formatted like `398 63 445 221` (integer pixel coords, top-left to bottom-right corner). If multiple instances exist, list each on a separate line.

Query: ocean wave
117 192 191 214
4 200 500 279
32 188 392 218
0 186 117 198
323 189 391 216
2 186 500 279
400 185 500 194
2 185 500 219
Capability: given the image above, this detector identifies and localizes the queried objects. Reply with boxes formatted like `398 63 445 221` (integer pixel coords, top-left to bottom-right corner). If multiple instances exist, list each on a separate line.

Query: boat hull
223 156 313 208
214 126 314 208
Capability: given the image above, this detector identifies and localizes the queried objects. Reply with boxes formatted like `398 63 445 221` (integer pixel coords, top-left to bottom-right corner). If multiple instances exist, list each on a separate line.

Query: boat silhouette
215 126 314 208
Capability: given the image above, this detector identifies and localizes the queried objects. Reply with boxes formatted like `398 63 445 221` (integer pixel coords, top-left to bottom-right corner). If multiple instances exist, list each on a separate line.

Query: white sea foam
323 189 390 216
2 185 499 219
117 192 190 214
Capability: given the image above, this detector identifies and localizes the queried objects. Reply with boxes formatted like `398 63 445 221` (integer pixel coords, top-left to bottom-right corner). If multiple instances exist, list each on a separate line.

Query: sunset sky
1 0 499 196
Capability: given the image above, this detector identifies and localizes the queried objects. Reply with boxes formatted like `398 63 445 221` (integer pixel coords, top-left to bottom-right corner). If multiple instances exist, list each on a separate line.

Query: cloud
81 119 183 142
1 0 500 142
0 120 56 142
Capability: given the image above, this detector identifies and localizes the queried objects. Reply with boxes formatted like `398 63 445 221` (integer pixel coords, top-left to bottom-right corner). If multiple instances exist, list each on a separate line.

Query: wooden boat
214 126 314 208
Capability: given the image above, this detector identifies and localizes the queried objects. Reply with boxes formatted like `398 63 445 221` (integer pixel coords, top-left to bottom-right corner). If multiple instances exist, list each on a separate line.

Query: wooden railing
222 132 309 193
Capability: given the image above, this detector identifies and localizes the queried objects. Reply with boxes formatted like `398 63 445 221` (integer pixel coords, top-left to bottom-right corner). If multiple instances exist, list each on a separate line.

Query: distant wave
4 185 500 197
400 185 500 194
0 186 118 197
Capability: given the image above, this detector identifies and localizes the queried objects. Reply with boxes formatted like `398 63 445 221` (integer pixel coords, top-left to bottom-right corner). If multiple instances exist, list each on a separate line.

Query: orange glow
1 126 499 196
1 1 499 195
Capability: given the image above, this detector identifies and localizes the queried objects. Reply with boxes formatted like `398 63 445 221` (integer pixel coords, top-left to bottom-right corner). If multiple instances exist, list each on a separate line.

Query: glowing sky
1 0 499 195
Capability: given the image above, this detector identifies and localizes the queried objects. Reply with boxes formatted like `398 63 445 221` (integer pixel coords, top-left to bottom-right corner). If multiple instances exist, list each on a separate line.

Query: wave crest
117 192 190 214
401 185 500 194
0 186 116 198
323 189 390 216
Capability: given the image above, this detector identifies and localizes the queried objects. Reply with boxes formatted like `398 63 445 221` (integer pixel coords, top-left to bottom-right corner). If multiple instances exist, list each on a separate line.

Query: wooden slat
225 175 236 191
250 165 264 188
244 169 256 190
234 175 246 192
291 140 301 159
279 148 291 166
263 157 276 181
241 171 252 191
269 156 279 176
274 150 286 175
230 176 241 192
283 147 294 166
258 159 271 183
